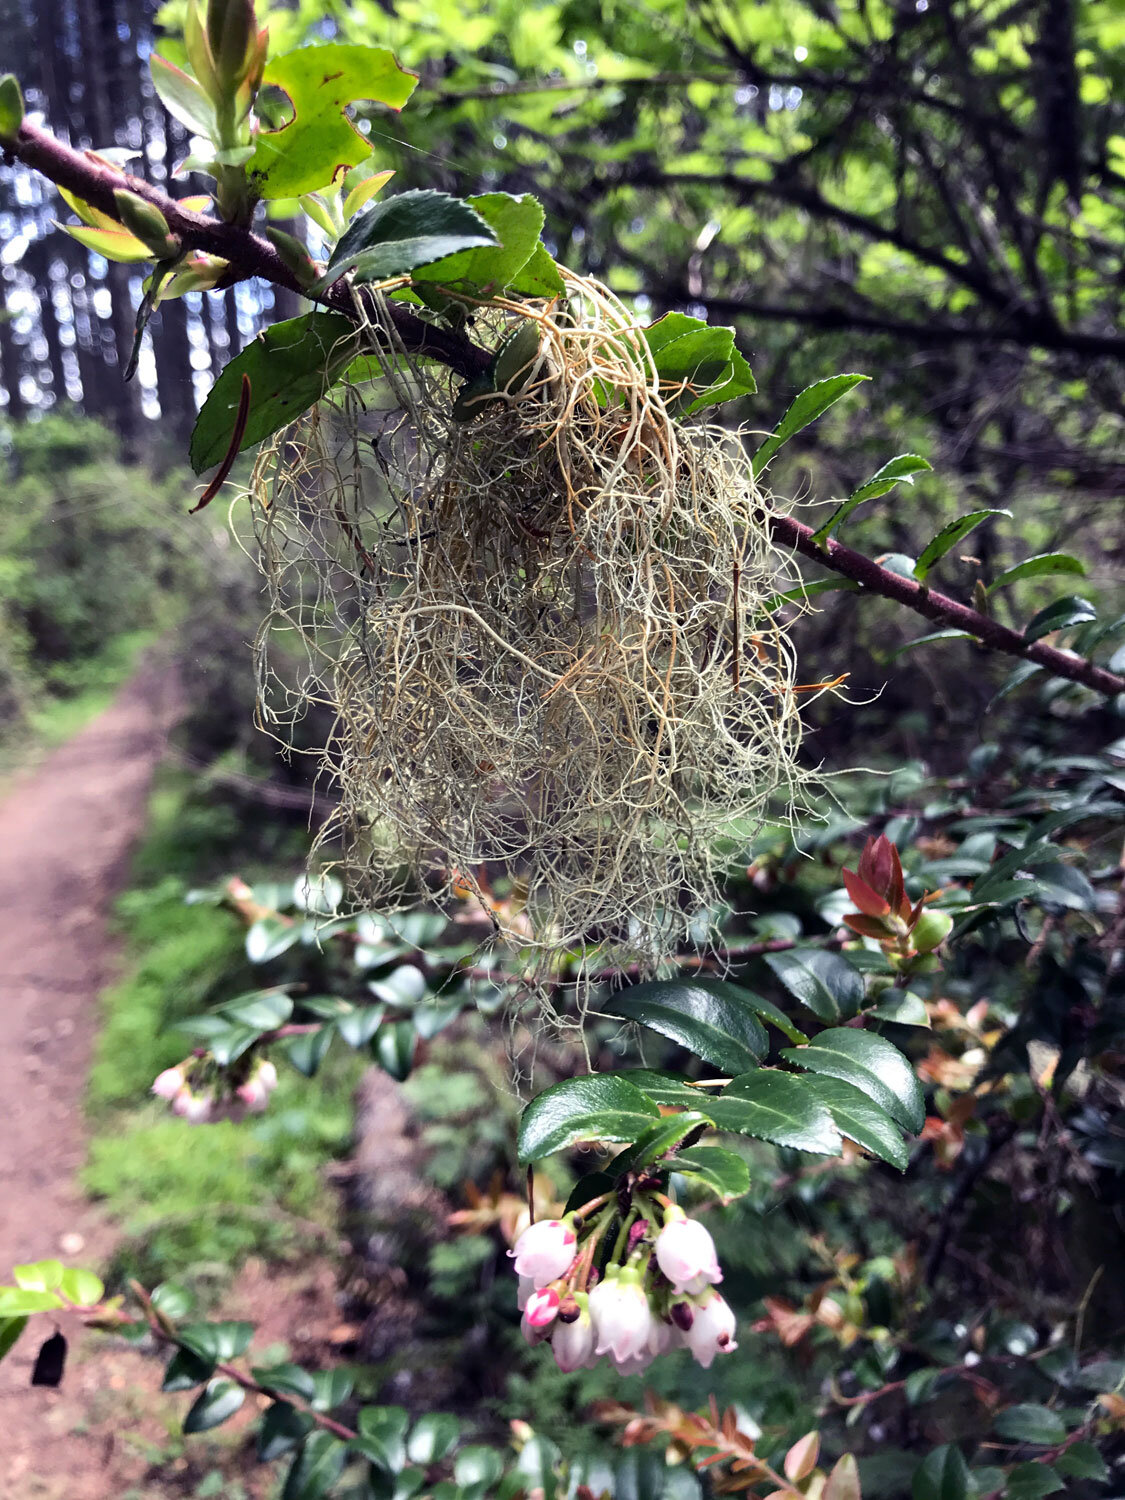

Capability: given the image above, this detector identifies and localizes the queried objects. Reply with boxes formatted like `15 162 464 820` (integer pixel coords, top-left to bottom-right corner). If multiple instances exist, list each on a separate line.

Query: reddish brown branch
766 511 1125 698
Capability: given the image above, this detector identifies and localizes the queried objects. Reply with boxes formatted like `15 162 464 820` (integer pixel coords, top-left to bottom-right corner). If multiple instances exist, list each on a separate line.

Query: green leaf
801 1076 909 1169
988 553 1087 593
151 1281 194 1319
912 1444 969 1500
61 223 153 263
219 989 293 1029
1056 1442 1109 1481
183 1378 245 1434
13 1260 64 1292
455 1447 506 1491
251 1363 318 1402
606 1113 715 1179
517 1074 661 1163
0 1289 64 1315
1005 1463 1064 1497
759 578 862 616
311 1368 354 1412
414 193 545 296
57 1267 104 1306
283 1430 348 1500
890 628 975 658
1031 862 1096 910
751 374 868 475
782 1027 925 1133
707 1070 843 1155
407 1413 461 1464
0 73 24 142
259 1402 315 1462
0 1316 28 1365
868 991 930 1027
317 190 496 289
669 1146 751 1203
150 53 215 137
640 314 756 413
178 1321 255 1362
812 453 932 543
284 1025 333 1077
990 659 1043 706
336 1003 386 1048
374 1019 415 1081
507 241 566 297
764 949 864 1023
162 1347 215 1392
1023 595 1097 643
913 509 1011 582
606 977 769 1073
598 1070 707 1110
356 1405 410 1472
190 312 359 473
249 44 417 199
993 1405 1068 1445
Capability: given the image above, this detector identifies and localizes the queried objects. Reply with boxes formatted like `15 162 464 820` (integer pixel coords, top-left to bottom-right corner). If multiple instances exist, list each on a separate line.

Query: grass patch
86 770 362 1293
28 627 159 749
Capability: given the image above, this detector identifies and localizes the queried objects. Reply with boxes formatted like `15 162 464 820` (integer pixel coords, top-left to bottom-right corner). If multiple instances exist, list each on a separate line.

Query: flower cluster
151 1057 278 1124
510 1201 737 1377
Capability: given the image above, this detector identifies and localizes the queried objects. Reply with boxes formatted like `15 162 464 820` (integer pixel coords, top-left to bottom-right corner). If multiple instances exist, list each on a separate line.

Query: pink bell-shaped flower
525 1287 561 1329
654 1206 722 1296
684 1289 737 1369
589 1268 654 1364
172 1086 213 1124
551 1294 598 1373
517 1274 535 1312
509 1219 577 1288
151 1066 186 1100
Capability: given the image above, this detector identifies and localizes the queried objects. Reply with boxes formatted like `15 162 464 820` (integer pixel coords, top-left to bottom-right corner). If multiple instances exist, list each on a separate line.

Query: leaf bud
911 909 954 953
112 190 181 259
206 0 257 89
265 225 321 289
0 73 24 145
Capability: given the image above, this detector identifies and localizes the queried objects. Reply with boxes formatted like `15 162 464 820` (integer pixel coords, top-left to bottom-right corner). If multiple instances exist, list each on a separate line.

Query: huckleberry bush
510 1197 736 1376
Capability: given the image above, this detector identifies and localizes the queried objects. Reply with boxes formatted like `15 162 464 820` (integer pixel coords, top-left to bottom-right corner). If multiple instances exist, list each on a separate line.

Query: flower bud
520 1310 550 1347
509 1219 577 1288
152 1066 186 1100
654 1206 722 1296
257 1059 279 1092
524 1287 561 1329
588 1268 653 1364
684 1289 737 1370
517 1274 535 1312
113 189 181 259
172 1086 213 1124
911 909 953 953
551 1293 598 1373
236 1076 270 1113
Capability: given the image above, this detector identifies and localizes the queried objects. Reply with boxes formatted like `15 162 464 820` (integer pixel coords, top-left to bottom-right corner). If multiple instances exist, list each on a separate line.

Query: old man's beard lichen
246 271 818 984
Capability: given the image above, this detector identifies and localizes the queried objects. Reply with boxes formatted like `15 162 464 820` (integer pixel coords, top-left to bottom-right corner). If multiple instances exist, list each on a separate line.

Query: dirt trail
0 658 180 1495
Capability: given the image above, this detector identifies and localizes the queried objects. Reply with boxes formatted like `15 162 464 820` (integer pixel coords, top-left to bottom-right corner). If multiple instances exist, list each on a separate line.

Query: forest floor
0 661 346 1499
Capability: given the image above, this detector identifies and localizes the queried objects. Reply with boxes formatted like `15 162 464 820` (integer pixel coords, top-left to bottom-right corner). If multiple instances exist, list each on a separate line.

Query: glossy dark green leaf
151 1281 193 1319
640 313 755 413
284 1025 334 1077
283 1430 347 1500
177 1321 255 1362
988 553 1087 593
1029 862 1097 910
183 1377 245 1434
336 1003 386 1048
1005 1463 1063 1497
259 1401 315 1462
251 1362 317 1402
413 192 545 296
517 1074 661 1162
162 1347 214 1391
374 1020 416 1081
913 509 1011 582
707 1070 842 1154
599 1070 707 1110
506 240 566 297
606 978 768 1073
606 1112 714 1179
751 374 868 475
890 628 975 659
356 1405 410 1473
764 949 864 1022
219 989 293 1030
802 1076 909 1168
311 1368 355 1411
454 1446 505 1491
318 190 496 289
190 313 358 473
993 1404 1068 1445
1023 595 1097 643
669 1146 751 1203
782 1027 925 1133
912 1444 969 1500
760 578 862 616
406 1412 461 1464
1056 1441 1109 1481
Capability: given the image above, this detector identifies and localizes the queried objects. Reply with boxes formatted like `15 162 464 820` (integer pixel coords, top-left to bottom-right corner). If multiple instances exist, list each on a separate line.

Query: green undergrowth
85 769 362 1295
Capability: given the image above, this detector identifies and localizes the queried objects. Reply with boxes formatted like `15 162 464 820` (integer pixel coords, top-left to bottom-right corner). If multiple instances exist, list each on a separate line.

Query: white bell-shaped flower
509 1219 577 1288
551 1294 598 1372
684 1289 738 1369
654 1206 722 1296
589 1268 654 1364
